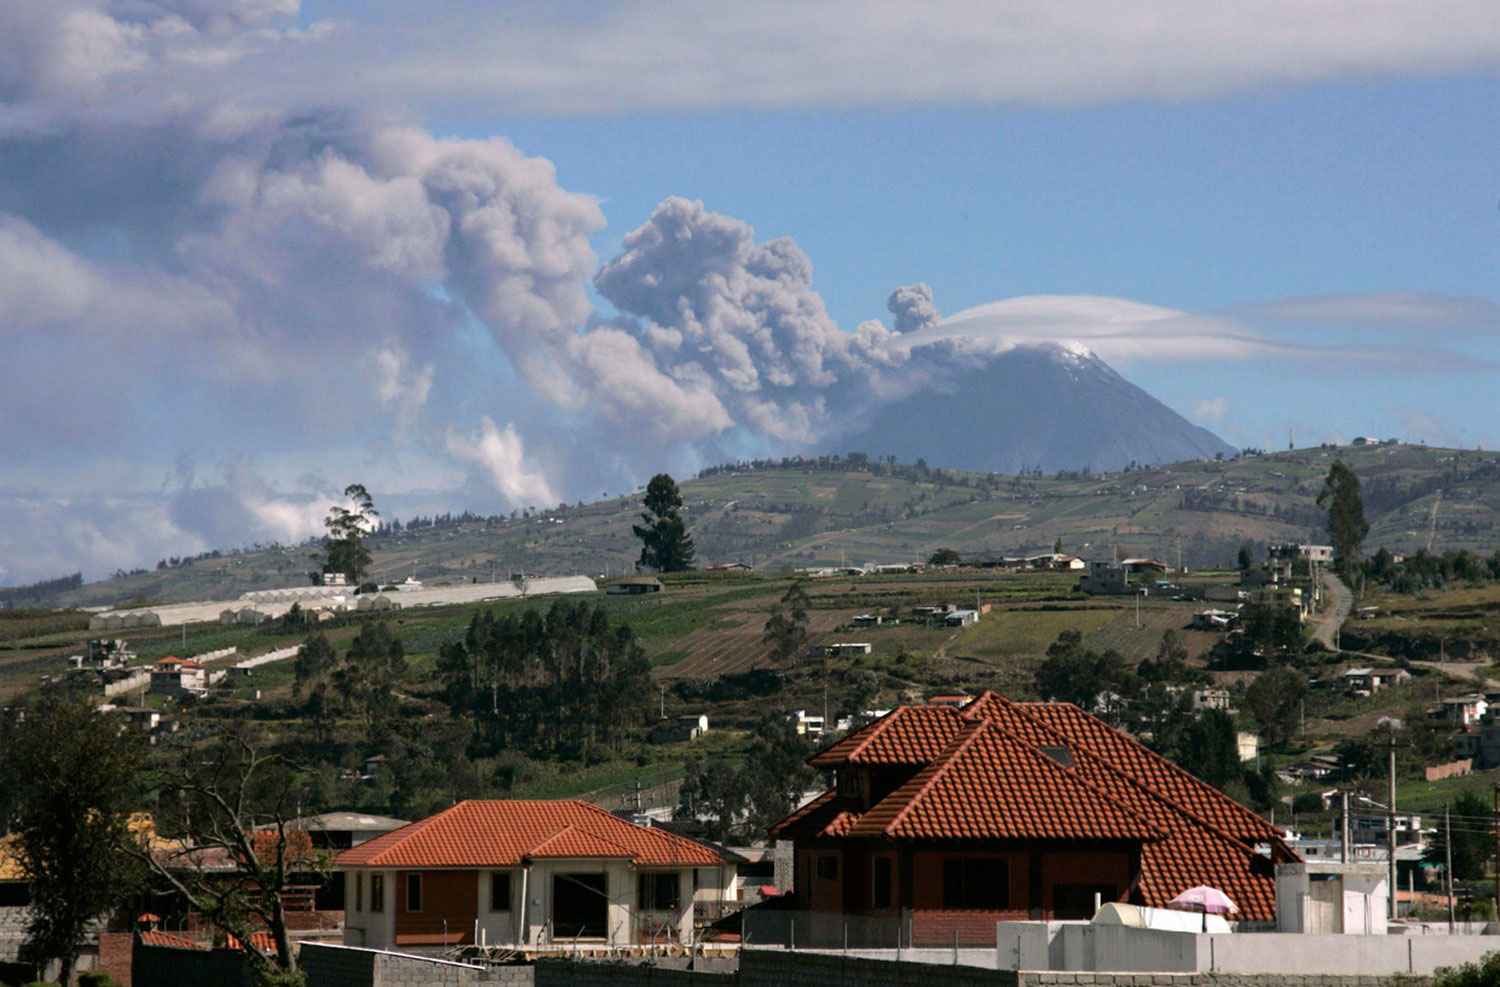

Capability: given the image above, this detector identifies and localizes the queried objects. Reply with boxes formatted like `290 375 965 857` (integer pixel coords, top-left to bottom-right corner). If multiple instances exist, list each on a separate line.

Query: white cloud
1241 292 1500 334
1191 397 1231 423
444 416 558 507
10 3 1500 128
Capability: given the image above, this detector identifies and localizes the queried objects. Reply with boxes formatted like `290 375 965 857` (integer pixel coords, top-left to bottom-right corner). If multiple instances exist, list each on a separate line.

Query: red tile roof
138 929 278 954
809 705 966 768
779 691 1296 923
846 720 1161 842
336 800 722 870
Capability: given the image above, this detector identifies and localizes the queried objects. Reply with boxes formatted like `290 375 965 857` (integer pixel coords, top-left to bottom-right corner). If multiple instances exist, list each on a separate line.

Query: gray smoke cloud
888 282 940 333
0 1 980 583
593 196 901 442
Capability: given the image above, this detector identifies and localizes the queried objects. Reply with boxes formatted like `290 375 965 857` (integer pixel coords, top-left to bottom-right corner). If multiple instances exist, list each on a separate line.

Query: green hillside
35 443 1500 609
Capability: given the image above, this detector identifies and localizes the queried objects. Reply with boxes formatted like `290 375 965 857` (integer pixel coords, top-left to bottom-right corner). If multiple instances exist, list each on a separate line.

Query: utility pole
1494 785 1500 923
1340 791 1350 864
1445 803 1455 933
1387 735 1397 921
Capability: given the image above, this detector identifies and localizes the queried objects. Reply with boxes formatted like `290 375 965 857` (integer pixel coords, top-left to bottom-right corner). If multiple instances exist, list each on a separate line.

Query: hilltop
25 442 1500 609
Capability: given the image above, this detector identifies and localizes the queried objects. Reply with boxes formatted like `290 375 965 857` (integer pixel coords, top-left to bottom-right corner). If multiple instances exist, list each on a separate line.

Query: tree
1317 460 1370 573
1237 543 1255 571
1033 630 1133 721
0 698 144 985
333 621 406 738
1053 536 1064 555
136 732 331 984
1174 710 1241 790
927 547 961 566
632 473 696 572
291 632 336 697
1425 792 1491 882
315 483 378 584
1244 667 1307 748
762 582 811 666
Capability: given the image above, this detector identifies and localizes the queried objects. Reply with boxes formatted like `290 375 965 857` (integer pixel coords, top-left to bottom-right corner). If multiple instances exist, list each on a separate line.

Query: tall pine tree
632 473 696 572
1317 459 1369 573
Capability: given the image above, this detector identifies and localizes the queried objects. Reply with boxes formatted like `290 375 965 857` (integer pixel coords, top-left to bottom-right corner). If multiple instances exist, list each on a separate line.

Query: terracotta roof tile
848 720 1161 842
810 706 966 768
767 791 862 841
336 800 721 870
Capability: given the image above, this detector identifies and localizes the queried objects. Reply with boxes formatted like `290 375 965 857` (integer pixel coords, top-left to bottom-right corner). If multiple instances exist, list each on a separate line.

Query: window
815 855 839 881
1052 883 1116 920
490 872 512 911
638 872 680 911
942 857 1009 910
405 873 422 913
370 874 384 913
354 872 363 913
872 857 892 909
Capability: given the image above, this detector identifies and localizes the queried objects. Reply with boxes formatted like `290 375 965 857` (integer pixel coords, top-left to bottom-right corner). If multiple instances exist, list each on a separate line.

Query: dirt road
1312 571 1352 650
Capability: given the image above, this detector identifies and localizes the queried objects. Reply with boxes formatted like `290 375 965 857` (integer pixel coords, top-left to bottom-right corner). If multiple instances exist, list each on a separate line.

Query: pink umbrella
1169 885 1239 915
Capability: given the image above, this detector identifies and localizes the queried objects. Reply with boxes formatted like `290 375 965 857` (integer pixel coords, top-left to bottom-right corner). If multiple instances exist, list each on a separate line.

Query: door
552 873 608 939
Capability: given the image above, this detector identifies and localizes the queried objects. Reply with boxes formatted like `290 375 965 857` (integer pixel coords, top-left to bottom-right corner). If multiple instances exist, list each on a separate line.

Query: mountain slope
829 343 1236 473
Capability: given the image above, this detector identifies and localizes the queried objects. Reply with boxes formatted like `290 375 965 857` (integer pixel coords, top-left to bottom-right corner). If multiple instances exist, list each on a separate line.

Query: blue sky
1 1 1499 581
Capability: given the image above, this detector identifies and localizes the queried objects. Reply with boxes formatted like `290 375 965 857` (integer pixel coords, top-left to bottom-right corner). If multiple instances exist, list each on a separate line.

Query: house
1189 610 1236 631
769 692 1295 940
789 709 825 738
808 642 873 658
707 562 753 572
1340 667 1410 695
336 800 726 949
607 576 664 595
68 638 134 670
1076 561 1132 595
1439 694 1489 726
277 812 412 851
1450 709 1500 769
851 614 885 627
1120 558 1169 575
928 695 973 708
649 714 710 744
1252 584 1306 620
1190 688 1232 712
943 609 980 627
1236 731 1261 762
148 657 207 697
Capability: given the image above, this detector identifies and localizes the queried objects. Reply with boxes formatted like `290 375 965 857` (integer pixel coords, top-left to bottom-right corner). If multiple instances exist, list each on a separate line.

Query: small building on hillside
1341 667 1410 695
851 614 885 627
789 709 825 738
649 714 710 744
336 800 728 949
944 609 980 627
808 642 873 658
148 658 207 697
1439 694 1489 727
1077 561 1132 595
68 638 135 670
1191 688 1232 712
607 576 664 595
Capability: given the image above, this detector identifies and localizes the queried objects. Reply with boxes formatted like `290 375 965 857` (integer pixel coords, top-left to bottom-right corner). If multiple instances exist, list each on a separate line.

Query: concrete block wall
535 959 734 987
300 941 536 986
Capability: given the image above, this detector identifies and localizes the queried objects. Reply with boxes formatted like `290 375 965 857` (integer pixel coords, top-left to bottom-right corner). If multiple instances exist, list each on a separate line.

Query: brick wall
97 930 134 986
